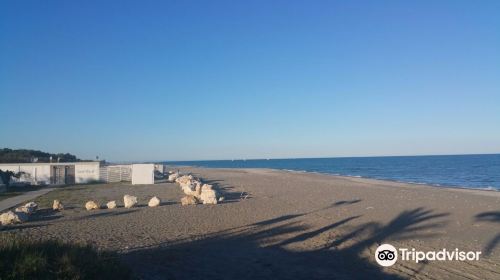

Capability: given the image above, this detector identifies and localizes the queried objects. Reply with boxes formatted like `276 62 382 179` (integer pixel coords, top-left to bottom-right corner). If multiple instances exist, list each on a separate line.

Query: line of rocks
0 194 160 226
84 194 160 210
0 201 38 226
1 173 225 226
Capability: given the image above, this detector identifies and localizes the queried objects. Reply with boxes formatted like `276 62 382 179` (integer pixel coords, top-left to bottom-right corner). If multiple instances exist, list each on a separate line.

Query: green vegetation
0 148 81 163
33 182 122 209
0 234 133 280
0 170 22 187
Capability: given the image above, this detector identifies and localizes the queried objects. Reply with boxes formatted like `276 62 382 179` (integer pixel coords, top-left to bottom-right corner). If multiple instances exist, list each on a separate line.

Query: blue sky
1 0 499 161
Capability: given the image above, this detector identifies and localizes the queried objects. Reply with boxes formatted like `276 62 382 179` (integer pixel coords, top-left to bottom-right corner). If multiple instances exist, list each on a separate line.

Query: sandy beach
2 167 499 279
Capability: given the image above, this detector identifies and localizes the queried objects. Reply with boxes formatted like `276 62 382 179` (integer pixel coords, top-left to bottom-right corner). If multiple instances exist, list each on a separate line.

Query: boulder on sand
180 180 201 196
181 195 199 206
52 200 64 211
15 201 38 215
123 195 138 208
148 196 161 207
175 175 194 185
0 211 28 225
176 175 221 205
200 184 218 205
168 173 180 182
106 201 117 209
26 201 38 207
85 201 100 211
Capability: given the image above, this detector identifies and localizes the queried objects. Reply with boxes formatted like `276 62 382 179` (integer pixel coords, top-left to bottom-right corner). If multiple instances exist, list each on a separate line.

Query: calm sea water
166 154 500 191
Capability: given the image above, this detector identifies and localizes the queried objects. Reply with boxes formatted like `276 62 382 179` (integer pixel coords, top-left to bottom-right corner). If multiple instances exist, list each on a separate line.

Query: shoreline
283 169 500 196
168 165 500 195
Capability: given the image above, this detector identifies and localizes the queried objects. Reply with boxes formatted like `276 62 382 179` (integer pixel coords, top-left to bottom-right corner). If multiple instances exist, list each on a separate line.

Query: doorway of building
51 165 75 185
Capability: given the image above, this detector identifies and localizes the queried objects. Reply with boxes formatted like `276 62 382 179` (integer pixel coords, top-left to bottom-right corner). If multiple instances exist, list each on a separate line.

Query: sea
165 154 500 191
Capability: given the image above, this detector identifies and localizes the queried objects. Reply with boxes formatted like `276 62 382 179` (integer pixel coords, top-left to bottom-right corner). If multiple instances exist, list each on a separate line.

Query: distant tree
0 148 81 163
0 170 23 187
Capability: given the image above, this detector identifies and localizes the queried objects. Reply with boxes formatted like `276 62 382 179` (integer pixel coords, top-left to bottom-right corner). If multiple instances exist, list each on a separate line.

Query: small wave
405 181 429 185
281 169 308 173
454 185 499 192
404 181 499 192
479 186 499 191
341 174 364 178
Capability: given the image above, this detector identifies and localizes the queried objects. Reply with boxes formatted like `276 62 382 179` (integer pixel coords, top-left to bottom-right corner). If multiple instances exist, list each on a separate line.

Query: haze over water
168 154 500 191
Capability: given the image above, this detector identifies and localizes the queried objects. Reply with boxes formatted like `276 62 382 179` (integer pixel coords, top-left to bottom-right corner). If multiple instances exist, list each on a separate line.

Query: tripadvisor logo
375 244 398 267
375 244 481 267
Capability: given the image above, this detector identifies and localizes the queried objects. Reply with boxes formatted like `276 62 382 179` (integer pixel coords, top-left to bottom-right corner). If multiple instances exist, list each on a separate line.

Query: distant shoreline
280 169 500 193
162 153 500 163
166 164 500 194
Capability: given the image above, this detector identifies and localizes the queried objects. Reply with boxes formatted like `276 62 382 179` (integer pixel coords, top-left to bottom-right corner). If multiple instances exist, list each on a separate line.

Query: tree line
0 148 81 163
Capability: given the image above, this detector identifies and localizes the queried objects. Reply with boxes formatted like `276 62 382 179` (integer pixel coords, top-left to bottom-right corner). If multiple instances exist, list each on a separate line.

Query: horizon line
157 152 500 163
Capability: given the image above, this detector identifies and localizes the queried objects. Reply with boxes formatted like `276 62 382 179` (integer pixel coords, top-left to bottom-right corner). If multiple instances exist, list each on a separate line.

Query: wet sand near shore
2 167 499 279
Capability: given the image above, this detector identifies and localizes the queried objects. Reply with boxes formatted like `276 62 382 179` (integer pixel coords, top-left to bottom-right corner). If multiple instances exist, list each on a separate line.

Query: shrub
0 234 134 279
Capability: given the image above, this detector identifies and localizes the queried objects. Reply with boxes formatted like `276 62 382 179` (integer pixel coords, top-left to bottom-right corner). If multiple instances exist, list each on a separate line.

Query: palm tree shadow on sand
475 211 500 256
121 207 449 280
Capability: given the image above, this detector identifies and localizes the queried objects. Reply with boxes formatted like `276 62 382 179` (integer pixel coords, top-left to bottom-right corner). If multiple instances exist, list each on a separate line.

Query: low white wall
0 165 20 173
0 164 51 185
0 162 101 185
100 165 132 183
21 165 50 185
132 164 155 185
75 163 100 183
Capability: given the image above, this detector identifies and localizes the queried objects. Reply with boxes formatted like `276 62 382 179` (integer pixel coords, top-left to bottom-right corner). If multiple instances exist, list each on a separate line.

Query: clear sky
1 1 499 161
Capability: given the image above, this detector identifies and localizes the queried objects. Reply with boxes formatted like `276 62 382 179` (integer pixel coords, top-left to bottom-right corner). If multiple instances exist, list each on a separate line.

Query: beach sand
2 167 499 279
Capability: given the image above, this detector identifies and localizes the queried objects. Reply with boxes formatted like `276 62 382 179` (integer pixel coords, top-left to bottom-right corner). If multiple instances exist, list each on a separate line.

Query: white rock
200 184 218 204
168 173 180 182
85 201 99 210
1 211 15 225
201 184 213 191
181 195 198 205
175 175 194 184
25 201 38 210
0 211 28 225
106 201 117 209
14 206 31 214
148 196 161 207
181 181 197 196
179 179 194 189
52 200 64 211
15 202 38 215
177 176 201 195
123 195 138 208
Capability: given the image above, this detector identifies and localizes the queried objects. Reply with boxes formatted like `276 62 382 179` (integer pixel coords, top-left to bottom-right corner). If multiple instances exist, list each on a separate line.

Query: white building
131 164 155 185
99 164 132 183
0 162 101 185
0 161 161 186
